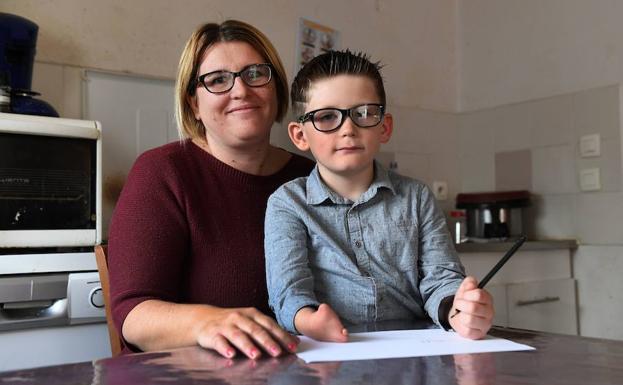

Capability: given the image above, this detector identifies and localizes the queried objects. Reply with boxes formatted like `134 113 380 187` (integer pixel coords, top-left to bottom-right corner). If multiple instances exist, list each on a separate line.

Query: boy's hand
448 276 494 339
294 304 349 342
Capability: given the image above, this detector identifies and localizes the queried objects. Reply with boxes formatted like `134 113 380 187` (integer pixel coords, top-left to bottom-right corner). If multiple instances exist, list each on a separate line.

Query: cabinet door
507 278 577 335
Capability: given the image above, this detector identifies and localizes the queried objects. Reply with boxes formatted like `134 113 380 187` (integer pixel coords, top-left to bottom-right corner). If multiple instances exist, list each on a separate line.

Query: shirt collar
306 161 397 205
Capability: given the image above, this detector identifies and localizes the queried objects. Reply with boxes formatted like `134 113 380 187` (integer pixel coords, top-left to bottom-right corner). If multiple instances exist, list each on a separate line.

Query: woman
107 20 314 359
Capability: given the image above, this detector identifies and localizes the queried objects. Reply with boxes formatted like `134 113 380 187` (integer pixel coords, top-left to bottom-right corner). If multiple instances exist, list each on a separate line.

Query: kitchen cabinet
457 241 578 335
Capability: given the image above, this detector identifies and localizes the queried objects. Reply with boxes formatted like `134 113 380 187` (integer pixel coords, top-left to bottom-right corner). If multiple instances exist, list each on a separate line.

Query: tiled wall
455 84 622 244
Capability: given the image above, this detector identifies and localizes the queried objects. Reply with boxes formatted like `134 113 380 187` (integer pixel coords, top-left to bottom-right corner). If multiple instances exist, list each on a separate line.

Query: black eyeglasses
298 104 385 132
196 63 273 94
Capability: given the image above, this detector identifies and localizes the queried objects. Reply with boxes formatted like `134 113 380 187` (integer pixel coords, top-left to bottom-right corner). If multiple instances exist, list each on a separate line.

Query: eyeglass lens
311 104 384 132
200 64 271 93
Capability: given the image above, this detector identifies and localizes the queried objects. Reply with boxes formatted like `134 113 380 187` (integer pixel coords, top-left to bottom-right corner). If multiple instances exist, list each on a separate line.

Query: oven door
0 113 102 247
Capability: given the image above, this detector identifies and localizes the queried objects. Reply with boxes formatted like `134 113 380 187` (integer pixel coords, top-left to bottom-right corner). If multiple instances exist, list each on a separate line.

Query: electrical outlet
579 168 601 191
580 134 600 158
432 181 448 200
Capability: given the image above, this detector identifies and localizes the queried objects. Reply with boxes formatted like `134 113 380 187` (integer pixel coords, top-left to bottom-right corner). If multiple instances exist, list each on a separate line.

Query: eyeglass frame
195 63 273 94
297 103 386 133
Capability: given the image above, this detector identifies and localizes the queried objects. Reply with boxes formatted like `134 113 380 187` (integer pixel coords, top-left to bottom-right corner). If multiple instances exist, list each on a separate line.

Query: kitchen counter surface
455 239 577 253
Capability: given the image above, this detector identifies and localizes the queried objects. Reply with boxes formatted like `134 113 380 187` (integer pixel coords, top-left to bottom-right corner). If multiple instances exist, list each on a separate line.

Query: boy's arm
265 191 320 333
294 304 348 342
415 184 467 326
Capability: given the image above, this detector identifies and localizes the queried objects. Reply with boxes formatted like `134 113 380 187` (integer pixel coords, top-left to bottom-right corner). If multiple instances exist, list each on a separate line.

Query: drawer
507 278 577 335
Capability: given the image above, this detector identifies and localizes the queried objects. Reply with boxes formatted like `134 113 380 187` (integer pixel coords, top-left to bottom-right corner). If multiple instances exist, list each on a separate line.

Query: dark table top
1 322 623 385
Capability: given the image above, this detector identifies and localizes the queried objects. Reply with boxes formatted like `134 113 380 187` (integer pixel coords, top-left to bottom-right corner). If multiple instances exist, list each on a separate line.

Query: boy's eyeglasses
196 63 273 94
298 103 385 133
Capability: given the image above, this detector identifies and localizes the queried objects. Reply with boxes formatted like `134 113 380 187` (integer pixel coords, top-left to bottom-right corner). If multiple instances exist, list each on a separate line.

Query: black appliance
456 190 531 240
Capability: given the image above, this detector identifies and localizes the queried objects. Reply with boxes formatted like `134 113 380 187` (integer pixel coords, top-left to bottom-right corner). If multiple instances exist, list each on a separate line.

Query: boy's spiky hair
291 49 386 117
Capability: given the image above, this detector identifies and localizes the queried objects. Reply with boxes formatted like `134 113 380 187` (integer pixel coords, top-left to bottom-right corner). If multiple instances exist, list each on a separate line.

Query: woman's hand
194 306 300 359
122 301 298 359
448 276 494 339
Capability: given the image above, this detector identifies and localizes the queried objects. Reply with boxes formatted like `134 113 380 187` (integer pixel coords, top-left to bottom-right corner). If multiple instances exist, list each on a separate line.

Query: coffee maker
456 190 531 241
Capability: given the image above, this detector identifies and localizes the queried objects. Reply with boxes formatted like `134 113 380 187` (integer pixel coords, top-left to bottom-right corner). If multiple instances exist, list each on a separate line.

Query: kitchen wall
2 1 623 340
456 0 623 341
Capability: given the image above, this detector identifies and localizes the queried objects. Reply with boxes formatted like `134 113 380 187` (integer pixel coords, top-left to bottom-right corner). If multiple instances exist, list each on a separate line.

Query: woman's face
190 41 278 150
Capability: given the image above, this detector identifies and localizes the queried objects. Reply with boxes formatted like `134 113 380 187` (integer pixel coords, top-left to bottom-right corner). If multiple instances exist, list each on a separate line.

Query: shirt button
355 240 362 248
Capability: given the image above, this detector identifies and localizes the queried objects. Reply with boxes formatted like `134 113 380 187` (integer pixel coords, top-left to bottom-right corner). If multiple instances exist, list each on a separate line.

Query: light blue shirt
265 162 465 333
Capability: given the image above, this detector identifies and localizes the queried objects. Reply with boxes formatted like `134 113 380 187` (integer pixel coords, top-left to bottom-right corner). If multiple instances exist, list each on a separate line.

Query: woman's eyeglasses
196 63 273 94
298 103 385 132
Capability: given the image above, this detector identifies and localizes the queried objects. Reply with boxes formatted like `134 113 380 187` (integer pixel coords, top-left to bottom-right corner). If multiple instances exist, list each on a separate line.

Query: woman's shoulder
279 151 315 177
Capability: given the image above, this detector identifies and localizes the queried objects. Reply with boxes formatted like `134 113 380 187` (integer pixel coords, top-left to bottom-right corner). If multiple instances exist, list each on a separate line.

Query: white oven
0 112 108 372
0 112 102 249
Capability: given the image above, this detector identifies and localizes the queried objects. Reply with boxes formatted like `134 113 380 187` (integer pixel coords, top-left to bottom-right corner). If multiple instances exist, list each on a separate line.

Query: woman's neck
192 138 289 176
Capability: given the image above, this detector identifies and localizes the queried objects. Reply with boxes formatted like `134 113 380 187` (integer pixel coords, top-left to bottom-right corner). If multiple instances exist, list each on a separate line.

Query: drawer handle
516 296 560 306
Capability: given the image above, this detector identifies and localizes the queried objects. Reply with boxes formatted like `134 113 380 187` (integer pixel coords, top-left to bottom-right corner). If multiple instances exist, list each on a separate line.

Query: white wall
459 0 623 111
0 0 460 111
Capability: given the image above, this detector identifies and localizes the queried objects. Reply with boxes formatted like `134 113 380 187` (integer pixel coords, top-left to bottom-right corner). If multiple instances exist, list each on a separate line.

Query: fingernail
270 346 280 355
226 349 235 358
249 348 258 359
288 343 297 351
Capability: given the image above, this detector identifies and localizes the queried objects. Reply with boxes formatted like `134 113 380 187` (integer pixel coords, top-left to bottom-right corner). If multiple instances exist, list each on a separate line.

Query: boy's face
288 75 393 181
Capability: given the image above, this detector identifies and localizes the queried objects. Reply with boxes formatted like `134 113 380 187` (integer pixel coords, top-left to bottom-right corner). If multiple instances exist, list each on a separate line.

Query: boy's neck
318 163 375 202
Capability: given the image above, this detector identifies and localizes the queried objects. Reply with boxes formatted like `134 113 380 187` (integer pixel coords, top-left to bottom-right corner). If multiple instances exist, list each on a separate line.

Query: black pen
450 235 527 319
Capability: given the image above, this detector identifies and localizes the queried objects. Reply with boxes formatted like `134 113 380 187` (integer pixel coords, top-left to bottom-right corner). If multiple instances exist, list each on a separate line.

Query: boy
265 50 493 342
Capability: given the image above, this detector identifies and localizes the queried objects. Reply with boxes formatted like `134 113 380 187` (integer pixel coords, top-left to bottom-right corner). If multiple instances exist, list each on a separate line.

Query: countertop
1 322 622 385
455 239 577 253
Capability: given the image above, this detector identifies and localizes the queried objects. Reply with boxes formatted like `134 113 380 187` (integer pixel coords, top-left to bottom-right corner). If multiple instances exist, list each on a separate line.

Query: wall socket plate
432 181 448 200
579 168 601 191
580 134 601 157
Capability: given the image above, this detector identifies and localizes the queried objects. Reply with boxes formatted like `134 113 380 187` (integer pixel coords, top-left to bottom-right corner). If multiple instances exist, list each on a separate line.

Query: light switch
579 168 601 191
580 134 600 158
432 181 448 200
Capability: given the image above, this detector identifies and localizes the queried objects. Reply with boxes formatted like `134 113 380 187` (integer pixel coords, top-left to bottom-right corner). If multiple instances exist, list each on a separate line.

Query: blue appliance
0 12 59 117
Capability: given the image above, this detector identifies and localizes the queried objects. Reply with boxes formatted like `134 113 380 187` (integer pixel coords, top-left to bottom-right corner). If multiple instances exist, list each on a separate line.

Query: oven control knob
89 287 105 308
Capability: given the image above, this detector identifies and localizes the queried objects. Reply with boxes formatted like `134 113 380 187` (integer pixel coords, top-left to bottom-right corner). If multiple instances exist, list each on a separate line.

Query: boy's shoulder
385 169 430 193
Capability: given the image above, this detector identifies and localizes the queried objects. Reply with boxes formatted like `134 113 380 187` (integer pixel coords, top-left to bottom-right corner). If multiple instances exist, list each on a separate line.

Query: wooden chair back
94 244 123 356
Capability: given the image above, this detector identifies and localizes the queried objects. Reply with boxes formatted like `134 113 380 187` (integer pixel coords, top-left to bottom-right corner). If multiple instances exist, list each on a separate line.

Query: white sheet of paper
296 329 534 363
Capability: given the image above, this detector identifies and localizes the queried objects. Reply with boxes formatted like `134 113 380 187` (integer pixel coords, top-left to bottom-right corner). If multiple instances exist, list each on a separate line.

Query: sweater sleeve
107 150 189 344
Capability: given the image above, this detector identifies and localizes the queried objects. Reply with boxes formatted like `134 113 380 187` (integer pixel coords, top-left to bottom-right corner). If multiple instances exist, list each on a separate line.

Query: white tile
530 194 577 239
459 152 495 192
394 152 430 184
428 111 459 156
492 102 533 152
458 110 495 156
575 192 623 245
388 105 431 154
530 94 574 147
532 145 578 194
576 138 621 193
573 245 623 340
429 152 461 212
572 85 620 140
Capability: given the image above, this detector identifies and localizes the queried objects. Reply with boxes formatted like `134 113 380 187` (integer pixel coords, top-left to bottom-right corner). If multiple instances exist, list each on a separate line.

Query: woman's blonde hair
175 20 288 140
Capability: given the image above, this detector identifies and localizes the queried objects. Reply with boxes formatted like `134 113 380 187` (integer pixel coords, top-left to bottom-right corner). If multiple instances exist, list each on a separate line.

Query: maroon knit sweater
107 140 314 353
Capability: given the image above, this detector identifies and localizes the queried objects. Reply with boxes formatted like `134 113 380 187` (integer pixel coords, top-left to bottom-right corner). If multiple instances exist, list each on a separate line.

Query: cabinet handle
516 296 560 306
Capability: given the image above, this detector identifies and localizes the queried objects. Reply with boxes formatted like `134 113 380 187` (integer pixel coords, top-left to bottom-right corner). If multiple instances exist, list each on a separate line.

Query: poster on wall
295 18 340 74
